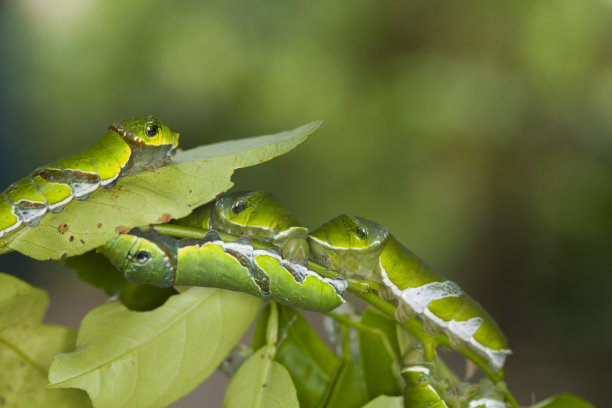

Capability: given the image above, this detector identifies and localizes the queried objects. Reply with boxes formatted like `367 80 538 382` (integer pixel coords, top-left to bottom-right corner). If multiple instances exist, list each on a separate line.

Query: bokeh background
1 0 610 406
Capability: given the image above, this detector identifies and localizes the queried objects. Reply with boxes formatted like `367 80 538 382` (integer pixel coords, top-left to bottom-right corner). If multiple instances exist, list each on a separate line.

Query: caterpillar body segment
402 363 449 408
0 116 179 239
175 191 309 265
104 229 346 312
309 214 511 372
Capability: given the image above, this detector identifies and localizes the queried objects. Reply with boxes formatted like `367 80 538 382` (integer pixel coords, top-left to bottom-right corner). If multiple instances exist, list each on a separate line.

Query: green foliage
358 308 403 399
361 395 403 408
0 273 90 407
531 393 595 408
0 120 597 408
48 287 261 408
225 304 300 408
254 305 341 407
225 345 300 408
4 121 318 260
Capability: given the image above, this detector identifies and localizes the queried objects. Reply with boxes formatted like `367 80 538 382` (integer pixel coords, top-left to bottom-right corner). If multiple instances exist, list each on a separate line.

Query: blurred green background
0 0 610 406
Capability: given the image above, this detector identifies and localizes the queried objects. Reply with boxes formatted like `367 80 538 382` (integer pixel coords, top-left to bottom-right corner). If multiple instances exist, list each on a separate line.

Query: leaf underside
224 345 300 408
48 288 262 408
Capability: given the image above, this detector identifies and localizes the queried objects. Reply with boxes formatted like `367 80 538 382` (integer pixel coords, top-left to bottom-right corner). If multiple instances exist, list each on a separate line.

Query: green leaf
532 393 595 408
65 251 176 311
277 306 341 407
358 307 403 399
49 287 262 408
361 395 403 408
5 121 320 260
252 305 340 407
0 272 91 408
321 358 369 408
224 345 299 408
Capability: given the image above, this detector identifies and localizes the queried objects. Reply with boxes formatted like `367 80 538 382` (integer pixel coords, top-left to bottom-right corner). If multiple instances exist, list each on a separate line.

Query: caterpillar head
110 116 180 155
213 191 301 239
309 214 389 279
104 229 177 288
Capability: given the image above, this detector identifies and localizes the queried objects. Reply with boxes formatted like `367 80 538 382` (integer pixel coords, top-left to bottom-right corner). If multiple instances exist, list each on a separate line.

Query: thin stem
266 301 279 346
151 224 207 239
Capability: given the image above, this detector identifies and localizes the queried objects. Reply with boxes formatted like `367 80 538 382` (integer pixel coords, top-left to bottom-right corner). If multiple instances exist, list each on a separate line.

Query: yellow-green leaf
361 395 403 408
532 393 595 408
224 345 299 408
49 287 261 408
0 273 90 408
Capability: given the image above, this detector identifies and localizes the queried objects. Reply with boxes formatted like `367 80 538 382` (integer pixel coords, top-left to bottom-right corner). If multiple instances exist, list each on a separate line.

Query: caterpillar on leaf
0 116 179 239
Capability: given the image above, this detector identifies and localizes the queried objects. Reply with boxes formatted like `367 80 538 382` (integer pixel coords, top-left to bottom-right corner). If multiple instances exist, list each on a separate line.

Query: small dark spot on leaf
189 189 192 193
97 223 103 228
19 361 25 367
58 223 68 234
0 395 6 405
262 384 267 388
116 226 130 234
158 214 172 223
60 252 67 260
5 385 12 391
80 239 85 245
69 236 74 242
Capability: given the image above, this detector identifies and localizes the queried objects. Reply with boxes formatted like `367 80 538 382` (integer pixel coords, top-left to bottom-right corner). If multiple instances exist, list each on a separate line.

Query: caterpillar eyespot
354 226 367 240
309 214 511 372
104 228 346 312
135 250 152 263
0 116 179 240
231 200 246 215
145 122 159 137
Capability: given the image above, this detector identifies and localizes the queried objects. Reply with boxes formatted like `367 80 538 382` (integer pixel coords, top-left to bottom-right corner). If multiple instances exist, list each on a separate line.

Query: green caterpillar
309 215 512 372
0 116 179 239
174 191 309 265
104 228 346 312
402 362 449 408
402 363 506 408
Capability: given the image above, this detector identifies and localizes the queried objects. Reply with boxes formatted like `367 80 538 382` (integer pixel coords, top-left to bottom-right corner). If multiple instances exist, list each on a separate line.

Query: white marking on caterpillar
99 169 122 187
403 366 431 375
201 237 345 298
46 191 73 213
0 200 22 239
3 193 47 228
273 226 307 241
379 259 511 372
397 280 463 314
468 398 506 408
309 235 382 252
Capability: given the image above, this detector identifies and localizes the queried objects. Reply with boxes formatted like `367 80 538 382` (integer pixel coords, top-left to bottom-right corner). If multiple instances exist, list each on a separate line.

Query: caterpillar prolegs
104 228 346 312
309 215 512 372
0 117 179 239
